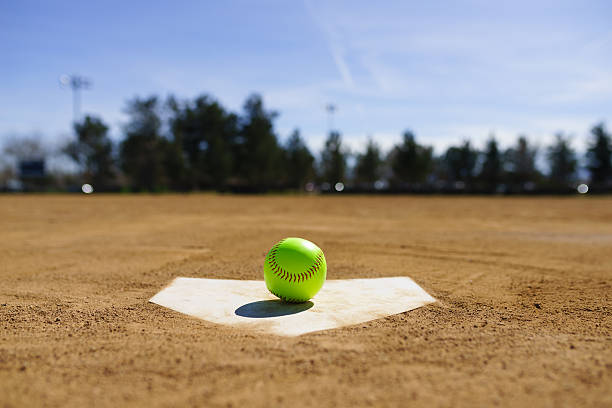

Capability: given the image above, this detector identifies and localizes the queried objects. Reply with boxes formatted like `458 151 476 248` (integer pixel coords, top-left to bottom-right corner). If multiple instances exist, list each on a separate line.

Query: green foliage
159 136 187 191
547 133 577 186
6 87 611 194
169 95 236 190
234 94 284 190
389 131 433 185
355 138 383 185
284 129 315 190
119 97 171 192
504 136 539 190
320 131 348 184
444 140 478 183
478 136 502 192
586 123 612 185
64 115 116 190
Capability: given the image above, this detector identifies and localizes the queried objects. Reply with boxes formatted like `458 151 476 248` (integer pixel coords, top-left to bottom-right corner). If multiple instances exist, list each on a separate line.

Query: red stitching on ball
268 243 324 284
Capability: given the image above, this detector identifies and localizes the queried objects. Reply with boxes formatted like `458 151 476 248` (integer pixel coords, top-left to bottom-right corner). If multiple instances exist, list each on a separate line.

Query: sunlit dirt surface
1 195 611 407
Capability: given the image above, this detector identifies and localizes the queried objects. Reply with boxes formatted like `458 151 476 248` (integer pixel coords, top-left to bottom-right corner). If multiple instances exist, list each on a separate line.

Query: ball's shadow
235 300 314 318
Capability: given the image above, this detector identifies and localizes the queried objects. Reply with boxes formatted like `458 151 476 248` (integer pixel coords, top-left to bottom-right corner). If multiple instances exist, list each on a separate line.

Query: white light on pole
59 74 92 124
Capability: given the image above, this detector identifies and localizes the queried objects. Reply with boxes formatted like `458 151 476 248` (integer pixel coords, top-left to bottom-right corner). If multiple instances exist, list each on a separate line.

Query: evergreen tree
320 131 348 185
64 115 116 190
169 95 237 190
504 136 539 191
284 129 314 190
389 131 433 185
234 94 283 190
546 133 576 187
159 136 188 191
119 96 170 191
586 123 612 186
479 136 502 192
355 137 383 186
444 140 478 186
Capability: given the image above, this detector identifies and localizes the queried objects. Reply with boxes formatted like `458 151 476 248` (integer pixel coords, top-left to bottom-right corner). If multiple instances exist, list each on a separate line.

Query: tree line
2 92 612 194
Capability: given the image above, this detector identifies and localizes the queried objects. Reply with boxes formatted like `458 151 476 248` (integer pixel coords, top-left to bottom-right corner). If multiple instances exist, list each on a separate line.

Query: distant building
18 159 46 191
18 159 45 178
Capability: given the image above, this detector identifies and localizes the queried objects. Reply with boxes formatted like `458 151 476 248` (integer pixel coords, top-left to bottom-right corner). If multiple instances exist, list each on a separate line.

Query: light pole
326 103 337 134
59 74 92 124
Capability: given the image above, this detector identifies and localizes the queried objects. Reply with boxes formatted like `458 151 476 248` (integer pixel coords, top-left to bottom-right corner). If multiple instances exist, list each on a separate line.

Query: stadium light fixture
326 103 337 133
59 74 92 124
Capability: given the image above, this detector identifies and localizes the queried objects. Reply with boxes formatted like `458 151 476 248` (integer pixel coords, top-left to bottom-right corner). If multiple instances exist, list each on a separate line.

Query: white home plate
149 277 435 336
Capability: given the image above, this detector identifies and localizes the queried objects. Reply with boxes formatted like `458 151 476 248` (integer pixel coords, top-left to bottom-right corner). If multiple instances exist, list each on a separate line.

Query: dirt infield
1 195 611 407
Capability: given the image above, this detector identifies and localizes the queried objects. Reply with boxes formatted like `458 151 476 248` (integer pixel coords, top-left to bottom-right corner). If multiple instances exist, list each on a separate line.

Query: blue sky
1 0 611 155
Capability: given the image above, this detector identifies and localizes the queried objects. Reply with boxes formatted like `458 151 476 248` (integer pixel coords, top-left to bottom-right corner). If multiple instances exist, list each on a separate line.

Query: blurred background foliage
1 92 611 194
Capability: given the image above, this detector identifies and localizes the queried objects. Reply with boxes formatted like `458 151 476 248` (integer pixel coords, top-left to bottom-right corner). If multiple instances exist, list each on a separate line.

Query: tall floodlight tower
59 74 92 124
326 103 337 133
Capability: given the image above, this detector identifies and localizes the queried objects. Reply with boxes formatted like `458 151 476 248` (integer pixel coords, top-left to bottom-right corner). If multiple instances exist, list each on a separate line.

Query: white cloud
303 0 355 88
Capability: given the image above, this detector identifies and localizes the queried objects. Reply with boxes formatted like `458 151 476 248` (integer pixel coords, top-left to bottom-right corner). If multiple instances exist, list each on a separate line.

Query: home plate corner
149 277 436 336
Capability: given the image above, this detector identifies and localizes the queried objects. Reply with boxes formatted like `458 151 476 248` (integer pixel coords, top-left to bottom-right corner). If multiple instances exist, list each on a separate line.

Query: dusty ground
1 195 611 407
